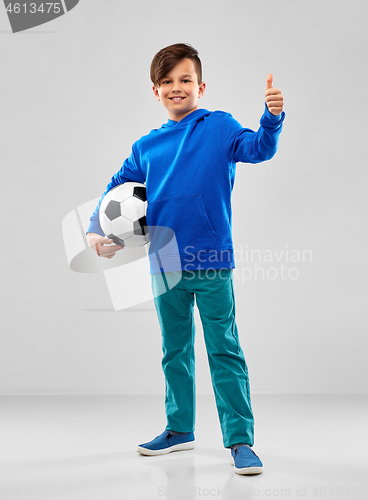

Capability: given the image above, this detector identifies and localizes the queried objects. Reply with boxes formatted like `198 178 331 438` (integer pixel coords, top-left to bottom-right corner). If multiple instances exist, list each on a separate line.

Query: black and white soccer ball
99 182 149 247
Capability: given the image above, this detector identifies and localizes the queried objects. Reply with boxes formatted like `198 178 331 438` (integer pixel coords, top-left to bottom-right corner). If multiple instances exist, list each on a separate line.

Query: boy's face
152 58 206 122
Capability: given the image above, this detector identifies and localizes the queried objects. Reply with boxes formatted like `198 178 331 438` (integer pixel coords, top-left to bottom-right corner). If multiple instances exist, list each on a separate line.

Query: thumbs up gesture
265 73 284 116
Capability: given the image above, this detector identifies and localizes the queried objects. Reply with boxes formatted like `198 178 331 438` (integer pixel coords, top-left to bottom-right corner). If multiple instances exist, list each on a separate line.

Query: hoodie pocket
147 194 217 254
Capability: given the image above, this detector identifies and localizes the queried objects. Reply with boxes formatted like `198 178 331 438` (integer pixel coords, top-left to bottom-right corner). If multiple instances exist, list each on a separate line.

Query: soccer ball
99 182 150 248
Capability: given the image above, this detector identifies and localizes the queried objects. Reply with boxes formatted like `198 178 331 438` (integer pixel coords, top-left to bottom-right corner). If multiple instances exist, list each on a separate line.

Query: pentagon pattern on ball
107 233 125 247
134 216 148 236
105 200 121 221
133 186 147 202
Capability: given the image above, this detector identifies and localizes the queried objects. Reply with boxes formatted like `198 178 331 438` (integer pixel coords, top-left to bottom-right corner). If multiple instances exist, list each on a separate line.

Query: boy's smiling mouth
170 96 185 101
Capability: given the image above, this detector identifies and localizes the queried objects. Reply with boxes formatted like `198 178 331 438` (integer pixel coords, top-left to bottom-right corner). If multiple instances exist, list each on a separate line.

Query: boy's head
150 43 202 88
151 43 206 122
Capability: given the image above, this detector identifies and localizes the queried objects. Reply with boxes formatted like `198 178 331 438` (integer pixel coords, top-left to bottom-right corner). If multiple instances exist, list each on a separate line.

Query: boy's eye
161 79 191 84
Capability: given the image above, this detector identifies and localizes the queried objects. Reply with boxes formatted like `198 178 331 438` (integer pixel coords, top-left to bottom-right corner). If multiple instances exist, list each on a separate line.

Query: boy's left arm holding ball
86 147 145 259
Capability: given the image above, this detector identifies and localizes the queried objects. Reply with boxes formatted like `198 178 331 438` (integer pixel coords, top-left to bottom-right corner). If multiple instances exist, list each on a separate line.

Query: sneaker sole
137 441 195 456
231 456 263 475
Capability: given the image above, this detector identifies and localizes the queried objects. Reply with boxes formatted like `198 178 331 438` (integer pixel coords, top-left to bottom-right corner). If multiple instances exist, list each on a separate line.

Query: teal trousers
151 268 254 449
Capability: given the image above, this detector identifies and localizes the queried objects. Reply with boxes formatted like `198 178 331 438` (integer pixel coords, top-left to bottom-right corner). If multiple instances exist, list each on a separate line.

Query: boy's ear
198 82 206 98
152 85 160 101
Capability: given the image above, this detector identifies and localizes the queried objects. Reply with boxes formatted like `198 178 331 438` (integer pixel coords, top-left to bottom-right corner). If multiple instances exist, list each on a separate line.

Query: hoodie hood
161 108 211 129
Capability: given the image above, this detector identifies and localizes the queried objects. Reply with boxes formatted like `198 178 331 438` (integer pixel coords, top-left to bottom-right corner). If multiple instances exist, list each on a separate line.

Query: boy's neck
168 105 199 122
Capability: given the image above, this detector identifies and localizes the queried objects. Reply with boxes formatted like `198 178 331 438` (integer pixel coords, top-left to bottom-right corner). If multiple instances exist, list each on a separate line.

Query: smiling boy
152 57 205 121
86 43 285 474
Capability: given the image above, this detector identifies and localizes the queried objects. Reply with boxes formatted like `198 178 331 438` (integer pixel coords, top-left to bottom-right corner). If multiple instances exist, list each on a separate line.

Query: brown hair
150 43 202 88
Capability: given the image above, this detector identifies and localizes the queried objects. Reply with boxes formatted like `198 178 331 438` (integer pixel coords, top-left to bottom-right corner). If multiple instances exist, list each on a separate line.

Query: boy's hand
87 233 124 259
265 73 284 116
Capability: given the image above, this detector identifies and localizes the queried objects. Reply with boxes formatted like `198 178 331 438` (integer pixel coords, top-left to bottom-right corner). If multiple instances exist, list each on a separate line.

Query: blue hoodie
87 104 285 274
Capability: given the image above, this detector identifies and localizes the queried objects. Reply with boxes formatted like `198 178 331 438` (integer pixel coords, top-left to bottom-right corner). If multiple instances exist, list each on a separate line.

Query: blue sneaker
231 445 263 474
137 430 195 456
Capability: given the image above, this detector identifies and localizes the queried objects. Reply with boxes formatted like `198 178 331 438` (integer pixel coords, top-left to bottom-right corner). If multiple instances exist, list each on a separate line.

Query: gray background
1 0 367 395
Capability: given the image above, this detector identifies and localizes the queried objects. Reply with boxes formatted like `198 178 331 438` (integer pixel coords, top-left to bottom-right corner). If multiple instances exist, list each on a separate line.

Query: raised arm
221 74 285 164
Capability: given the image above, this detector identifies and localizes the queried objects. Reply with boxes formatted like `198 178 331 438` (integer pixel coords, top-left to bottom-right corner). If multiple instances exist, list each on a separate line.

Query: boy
86 43 285 475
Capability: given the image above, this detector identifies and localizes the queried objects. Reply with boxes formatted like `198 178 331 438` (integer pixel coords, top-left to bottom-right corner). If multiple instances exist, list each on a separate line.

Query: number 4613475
5 3 62 14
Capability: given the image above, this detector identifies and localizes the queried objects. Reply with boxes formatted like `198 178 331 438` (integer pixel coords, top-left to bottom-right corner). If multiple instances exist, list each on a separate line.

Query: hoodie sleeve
221 104 285 164
86 143 145 236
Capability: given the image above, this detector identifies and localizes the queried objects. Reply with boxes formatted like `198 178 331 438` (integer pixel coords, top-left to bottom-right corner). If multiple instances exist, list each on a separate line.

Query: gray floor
0 394 367 500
